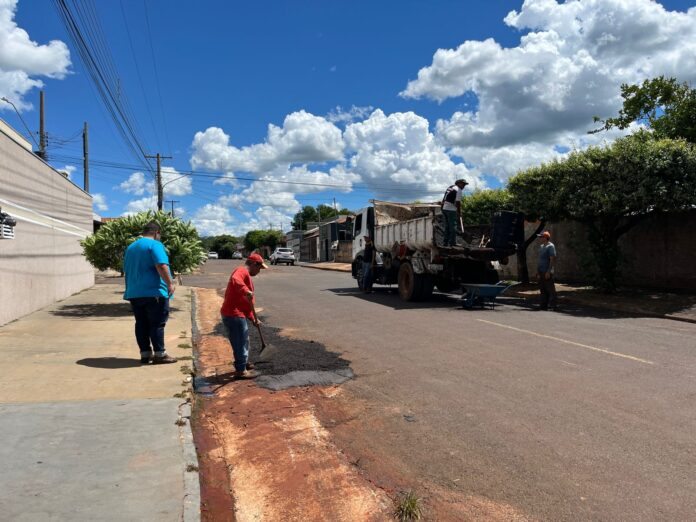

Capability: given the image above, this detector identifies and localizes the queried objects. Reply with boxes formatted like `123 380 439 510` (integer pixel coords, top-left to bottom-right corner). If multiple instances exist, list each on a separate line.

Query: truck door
352 210 367 259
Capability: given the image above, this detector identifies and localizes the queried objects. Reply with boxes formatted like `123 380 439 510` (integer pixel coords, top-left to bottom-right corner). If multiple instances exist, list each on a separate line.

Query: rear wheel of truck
398 262 433 301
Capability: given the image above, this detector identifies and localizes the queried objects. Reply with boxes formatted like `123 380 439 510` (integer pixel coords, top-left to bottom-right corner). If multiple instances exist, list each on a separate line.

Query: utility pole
145 153 172 211
83 121 89 192
38 90 47 160
166 200 179 216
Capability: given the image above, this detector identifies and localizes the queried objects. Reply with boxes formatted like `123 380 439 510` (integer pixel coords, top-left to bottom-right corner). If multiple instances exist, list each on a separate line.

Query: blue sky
1 0 695 235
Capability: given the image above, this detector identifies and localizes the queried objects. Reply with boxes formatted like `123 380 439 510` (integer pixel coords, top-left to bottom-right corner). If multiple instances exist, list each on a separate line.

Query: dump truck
351 200 524 301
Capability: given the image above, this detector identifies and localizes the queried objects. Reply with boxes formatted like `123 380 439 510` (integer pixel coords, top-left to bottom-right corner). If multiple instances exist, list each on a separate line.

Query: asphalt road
185 260 696 521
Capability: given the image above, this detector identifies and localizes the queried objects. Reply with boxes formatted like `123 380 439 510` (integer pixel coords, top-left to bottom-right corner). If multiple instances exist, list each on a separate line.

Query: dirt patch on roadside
191 288 391 521
313 391 532 521
191 287 530 521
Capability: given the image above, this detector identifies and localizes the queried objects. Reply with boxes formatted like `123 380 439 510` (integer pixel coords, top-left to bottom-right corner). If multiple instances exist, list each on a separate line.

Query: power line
143 0 173 157
48 153 445 195
119 0 162 152
52 0 155 175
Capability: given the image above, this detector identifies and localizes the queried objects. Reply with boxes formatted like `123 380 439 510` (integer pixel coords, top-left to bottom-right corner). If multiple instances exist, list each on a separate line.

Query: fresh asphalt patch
199 317 353 392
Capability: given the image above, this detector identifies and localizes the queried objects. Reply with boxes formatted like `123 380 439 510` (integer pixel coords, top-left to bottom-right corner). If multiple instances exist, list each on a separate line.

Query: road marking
476 319 654 365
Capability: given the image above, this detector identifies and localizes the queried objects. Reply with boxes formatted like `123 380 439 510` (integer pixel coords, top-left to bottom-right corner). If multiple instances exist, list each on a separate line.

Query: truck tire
398 263 433 301
355 258 365 291
398 262 418 301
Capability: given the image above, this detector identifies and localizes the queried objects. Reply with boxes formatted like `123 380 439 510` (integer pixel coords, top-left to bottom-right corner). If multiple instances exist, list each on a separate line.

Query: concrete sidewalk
301 261 696 323
0 282 200 521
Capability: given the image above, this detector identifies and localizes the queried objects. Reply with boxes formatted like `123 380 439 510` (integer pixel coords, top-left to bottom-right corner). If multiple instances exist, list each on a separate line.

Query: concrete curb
180 287 201 521
299 262 352 273
179 401 200 522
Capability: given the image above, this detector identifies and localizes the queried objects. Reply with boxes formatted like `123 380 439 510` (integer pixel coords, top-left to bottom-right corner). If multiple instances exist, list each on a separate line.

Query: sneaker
245 362 255 370
152 354 178 364
140 357 152 364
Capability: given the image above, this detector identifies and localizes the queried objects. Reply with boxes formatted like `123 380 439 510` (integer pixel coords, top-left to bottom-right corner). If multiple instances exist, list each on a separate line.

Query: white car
207 251 219 259
231 251 243 259
270 247 295 265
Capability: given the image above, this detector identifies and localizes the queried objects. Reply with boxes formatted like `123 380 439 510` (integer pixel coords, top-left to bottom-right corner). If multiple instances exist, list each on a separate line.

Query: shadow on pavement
325 286 466 310
76 357 142 369
51 303 180 317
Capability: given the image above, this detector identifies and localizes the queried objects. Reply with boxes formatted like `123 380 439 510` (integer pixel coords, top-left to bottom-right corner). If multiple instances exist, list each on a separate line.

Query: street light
0 96 39 148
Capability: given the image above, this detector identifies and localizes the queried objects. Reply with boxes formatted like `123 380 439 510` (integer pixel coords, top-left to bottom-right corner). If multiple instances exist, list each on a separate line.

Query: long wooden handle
250 301 267 351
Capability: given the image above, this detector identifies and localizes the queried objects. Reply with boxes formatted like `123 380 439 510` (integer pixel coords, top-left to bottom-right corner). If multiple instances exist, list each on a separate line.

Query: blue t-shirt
538 242 557 273
123 237 171 299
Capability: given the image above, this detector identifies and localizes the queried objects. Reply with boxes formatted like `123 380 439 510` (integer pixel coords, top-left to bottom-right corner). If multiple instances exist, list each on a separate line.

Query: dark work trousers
129 297 170 357
538 273 557 309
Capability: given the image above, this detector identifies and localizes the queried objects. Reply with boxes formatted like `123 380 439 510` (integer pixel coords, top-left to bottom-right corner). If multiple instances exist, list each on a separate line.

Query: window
353 214 363 238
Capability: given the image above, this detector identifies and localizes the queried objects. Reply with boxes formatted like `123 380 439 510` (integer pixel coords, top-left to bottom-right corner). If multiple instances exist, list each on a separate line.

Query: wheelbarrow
460 282 520 309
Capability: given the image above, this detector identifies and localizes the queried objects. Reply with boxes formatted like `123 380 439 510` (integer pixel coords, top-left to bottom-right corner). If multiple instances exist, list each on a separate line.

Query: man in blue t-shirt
537 230 557 310
123 221 177 364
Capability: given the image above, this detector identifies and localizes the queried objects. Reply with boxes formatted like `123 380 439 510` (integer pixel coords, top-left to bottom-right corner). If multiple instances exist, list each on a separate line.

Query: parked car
231 251 243 259
207 251 219 259
270 247 295 265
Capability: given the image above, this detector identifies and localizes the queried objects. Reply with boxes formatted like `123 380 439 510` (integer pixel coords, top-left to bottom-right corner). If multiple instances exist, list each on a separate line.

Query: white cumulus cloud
191 110 344 174
0 0 71 110
401 0 696 178
344 109 476 200
92 193 108 212
191 203 235 236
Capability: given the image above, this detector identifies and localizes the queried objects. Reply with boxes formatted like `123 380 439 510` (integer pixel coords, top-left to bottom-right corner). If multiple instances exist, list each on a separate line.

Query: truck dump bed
372 200 472 254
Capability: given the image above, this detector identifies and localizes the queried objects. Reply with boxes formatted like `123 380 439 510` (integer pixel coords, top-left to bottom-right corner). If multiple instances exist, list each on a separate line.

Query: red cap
537 231 551 239
247 253 268 268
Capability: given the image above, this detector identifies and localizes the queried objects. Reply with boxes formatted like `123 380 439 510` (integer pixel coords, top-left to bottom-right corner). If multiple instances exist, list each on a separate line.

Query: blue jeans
222 315 249 372
443 210 457 246
362 261 373 291
129 297 170 358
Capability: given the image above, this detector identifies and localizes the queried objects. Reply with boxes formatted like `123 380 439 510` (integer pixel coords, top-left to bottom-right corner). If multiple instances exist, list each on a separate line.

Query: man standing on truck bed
441 179 468 247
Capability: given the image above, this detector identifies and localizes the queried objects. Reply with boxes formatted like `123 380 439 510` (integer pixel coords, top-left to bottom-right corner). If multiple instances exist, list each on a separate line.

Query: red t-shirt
221 267 255 319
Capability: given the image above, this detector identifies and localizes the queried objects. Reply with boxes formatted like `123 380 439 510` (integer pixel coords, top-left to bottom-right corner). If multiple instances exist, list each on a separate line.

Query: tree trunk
516 220 546 283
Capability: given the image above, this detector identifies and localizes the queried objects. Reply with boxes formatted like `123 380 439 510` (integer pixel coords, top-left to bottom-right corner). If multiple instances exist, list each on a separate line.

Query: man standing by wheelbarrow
537 231 558 310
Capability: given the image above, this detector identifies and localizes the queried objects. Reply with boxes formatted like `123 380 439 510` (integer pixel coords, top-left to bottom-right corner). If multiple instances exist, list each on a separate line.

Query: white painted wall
0 125 94 326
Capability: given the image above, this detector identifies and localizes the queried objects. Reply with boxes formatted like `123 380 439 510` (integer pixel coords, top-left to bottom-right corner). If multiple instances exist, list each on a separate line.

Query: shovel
250 301 269 354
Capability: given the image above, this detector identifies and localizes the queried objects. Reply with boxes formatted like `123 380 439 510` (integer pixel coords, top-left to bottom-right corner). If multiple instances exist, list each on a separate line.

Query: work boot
153 353 178 364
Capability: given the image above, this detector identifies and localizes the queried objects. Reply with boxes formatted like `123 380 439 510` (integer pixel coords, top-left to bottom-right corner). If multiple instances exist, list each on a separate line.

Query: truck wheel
398 262 417 301
355 259 365 291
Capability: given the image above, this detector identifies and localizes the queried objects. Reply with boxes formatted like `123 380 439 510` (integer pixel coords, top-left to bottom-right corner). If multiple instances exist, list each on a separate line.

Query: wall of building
334 240 353 263
0 126 94 326
497 212 696 290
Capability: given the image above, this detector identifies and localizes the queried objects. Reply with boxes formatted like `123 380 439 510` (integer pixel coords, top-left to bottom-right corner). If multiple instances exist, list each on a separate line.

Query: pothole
200 318 353 391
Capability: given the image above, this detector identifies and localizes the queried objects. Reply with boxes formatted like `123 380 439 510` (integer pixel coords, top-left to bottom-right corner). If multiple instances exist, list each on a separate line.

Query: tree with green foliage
292 206 318 230
592 76 696 143
199 234 242 258
460 189 514 225
508 132 696 291
461 189 543 283
243 230 284 254
81 211 204 275
292 204 352 230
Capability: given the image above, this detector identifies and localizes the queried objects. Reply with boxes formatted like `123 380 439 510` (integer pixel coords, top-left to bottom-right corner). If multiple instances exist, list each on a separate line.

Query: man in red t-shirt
221 253 268 378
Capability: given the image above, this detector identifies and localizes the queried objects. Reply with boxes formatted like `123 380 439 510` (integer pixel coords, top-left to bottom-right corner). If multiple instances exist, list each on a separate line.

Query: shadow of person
76 357 142 369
